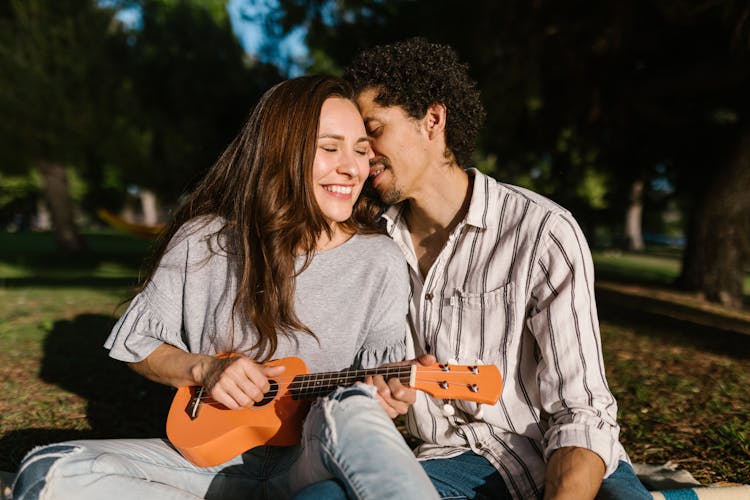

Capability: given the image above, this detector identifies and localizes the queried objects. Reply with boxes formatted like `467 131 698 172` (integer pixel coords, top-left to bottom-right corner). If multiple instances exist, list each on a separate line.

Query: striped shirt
383 169 629 499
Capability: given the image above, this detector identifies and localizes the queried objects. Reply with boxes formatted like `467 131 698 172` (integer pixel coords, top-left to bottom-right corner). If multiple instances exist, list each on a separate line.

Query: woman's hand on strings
202 356 285 410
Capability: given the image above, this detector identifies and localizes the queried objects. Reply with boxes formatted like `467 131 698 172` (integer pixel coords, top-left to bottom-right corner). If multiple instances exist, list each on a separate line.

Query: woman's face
312 97 373 226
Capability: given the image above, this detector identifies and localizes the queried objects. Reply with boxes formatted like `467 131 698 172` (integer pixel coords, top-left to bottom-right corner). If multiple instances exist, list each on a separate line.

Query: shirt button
425 293 433 301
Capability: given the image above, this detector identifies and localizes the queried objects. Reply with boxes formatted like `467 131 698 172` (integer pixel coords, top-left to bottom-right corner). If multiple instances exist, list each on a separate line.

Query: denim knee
328 384 378 403
13 444 80 500
597 461 651 500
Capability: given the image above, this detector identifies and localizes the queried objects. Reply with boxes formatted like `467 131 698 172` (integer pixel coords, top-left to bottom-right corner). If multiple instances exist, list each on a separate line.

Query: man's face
356 88 430 205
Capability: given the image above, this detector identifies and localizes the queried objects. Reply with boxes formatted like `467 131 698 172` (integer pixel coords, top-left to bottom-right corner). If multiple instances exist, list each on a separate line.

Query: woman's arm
129 343 214 387
129 343 284 410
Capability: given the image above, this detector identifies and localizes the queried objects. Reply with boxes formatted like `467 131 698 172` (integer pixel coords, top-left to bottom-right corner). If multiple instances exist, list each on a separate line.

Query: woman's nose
337 153 359 176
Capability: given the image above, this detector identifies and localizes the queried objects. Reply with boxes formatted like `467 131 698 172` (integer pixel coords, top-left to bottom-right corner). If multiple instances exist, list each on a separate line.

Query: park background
0 0 749 488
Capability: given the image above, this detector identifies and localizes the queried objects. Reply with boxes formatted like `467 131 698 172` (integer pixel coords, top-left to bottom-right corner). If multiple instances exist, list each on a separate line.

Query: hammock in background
96 209 164 239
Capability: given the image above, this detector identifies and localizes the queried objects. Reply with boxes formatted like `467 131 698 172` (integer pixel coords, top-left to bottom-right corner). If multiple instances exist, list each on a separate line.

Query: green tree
122 0 283 206
0 0 129 255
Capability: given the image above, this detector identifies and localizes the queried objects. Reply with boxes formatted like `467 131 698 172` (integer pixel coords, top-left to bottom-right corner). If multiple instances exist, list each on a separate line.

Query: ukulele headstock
413 363 502 404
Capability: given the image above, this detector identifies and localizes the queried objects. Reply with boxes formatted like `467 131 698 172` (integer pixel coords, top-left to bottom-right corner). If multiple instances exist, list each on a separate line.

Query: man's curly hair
344 37 485 168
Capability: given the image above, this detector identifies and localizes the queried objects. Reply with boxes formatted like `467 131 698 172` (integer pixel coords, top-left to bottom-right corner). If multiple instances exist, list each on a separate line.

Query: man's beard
371 156 402 205
378 184 402 206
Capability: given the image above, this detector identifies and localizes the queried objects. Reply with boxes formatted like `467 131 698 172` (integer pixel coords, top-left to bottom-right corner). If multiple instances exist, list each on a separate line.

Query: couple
12 38 650 500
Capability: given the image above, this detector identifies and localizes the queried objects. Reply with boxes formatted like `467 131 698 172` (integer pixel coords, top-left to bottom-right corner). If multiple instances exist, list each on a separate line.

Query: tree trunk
139 189 159 226
34 197 51 230
624 179 645 251
679 129 750 308
37 161 87 255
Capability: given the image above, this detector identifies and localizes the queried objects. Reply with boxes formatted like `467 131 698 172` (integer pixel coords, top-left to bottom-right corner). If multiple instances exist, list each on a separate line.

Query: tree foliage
0 0 130 253
0 0 283 253
124 0 282 202
0 0 130 171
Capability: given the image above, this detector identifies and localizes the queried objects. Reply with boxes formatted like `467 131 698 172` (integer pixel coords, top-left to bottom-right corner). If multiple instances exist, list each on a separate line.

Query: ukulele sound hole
254 379 279 407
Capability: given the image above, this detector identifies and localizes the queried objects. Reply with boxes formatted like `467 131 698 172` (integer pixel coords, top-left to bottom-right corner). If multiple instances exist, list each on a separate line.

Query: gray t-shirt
105 218 409 372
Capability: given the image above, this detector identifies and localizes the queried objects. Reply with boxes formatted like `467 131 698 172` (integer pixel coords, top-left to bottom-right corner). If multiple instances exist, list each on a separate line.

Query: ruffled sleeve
351 337 406 369
104 219 212 362
104 285 187 362
350 239 410 369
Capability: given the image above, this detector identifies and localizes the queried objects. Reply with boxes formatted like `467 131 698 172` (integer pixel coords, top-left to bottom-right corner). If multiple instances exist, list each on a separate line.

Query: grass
592 249 750 485
599 312 750 484
0 231 173 472
1 232 749 486
592 249 750 295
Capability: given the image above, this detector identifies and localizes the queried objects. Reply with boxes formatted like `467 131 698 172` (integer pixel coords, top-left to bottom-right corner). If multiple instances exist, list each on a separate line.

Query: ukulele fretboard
289 365 415 399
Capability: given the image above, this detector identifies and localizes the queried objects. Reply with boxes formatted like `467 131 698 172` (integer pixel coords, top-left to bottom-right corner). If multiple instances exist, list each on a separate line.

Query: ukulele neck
289 365 415 400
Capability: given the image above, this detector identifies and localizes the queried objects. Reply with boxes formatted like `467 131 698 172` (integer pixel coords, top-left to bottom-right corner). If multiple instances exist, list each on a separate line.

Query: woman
12 76 438 500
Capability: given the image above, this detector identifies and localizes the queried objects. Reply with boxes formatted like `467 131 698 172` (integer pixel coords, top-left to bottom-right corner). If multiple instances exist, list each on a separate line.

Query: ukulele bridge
186 386 205 421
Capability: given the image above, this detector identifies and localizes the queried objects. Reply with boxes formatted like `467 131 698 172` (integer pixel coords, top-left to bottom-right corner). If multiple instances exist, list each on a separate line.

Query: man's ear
423 103 447 140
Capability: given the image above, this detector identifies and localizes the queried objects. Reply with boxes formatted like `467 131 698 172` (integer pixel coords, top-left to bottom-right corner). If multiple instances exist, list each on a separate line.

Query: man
345 38 651 500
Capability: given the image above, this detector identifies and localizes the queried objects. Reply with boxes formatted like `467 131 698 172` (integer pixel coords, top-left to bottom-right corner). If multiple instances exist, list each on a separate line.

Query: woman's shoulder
159 216 230 265
173 215 226 241
348 233 403 259
165 216 226 249
341 233 407 279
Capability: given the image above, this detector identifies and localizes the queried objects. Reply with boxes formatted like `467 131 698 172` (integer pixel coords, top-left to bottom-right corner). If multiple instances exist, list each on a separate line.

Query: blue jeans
295 452 650 499
12 385 438 500
597 461 652 500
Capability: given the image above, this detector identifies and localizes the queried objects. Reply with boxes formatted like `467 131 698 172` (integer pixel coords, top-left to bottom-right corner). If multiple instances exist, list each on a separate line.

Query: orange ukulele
166 356 502 467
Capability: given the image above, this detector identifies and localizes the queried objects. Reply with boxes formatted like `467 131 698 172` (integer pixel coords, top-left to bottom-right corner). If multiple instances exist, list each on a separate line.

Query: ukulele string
191 376 485 406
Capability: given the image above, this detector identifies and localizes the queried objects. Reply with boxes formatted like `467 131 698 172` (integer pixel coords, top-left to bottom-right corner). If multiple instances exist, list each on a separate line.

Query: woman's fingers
207 357 285 408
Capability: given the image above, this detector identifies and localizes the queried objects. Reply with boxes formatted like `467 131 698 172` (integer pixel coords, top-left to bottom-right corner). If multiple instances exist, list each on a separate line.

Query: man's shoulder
474 170 572 225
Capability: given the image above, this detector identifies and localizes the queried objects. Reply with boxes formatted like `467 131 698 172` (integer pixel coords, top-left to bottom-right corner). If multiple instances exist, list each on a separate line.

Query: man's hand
544 446 605 500
364 354 437 418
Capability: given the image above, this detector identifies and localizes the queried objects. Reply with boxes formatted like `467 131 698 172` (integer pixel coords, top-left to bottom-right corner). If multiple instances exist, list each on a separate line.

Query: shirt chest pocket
447 282 515 364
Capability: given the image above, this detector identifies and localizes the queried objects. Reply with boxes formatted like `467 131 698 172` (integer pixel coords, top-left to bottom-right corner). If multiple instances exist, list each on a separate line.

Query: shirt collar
464 168 491 229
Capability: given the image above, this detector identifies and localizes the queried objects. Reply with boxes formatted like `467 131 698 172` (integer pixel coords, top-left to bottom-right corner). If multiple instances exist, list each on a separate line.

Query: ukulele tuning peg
442 403 455 417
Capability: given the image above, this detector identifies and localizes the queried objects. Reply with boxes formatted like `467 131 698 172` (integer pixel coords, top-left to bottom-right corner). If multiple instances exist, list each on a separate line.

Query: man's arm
544 447 605 500
528 214 622 491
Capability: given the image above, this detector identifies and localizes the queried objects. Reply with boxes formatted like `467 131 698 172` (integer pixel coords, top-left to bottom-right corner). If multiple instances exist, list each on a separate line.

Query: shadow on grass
0 313 173 470
597 289 750 360
0 230 152 280
0 277 140 288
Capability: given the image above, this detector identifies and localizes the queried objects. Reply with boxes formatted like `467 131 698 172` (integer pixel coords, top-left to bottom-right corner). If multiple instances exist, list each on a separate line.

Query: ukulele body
166 357 310 468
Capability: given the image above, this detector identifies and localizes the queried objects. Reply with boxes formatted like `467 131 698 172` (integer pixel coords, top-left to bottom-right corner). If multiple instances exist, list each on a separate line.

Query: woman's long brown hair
136 76 382 361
